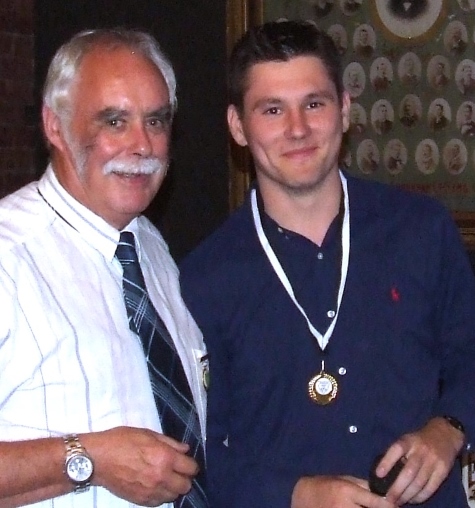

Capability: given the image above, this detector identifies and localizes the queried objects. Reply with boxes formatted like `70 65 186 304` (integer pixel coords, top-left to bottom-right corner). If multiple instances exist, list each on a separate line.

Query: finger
375 445 407 478
155 433 190 453
174 453 200 477
385 454 420 503
405 464 446 504
341 475 368 489
390 454 431 505
165 471 194 497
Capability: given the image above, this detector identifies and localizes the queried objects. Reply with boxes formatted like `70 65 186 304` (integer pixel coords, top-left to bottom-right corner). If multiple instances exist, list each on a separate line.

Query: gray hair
43 28 177 122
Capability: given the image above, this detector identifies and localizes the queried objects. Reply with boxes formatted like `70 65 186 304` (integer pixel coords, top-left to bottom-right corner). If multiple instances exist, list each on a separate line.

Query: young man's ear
42 105 68 153
227 105 248 147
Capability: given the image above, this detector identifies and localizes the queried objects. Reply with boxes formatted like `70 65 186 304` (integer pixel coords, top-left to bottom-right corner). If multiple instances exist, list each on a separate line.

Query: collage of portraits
263 0 475 213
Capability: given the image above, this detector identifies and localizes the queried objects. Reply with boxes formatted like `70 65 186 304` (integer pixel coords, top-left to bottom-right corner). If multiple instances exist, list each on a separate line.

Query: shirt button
317 252 323 260
327 310 335 318
338 367 347 375
349 425 358 433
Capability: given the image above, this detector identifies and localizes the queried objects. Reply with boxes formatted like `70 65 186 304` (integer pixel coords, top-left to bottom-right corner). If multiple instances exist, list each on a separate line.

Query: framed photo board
226 0 475 248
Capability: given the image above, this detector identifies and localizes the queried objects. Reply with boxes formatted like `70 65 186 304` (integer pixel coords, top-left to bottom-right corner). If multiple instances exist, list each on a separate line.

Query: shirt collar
37 164 140 262
254 182 344 248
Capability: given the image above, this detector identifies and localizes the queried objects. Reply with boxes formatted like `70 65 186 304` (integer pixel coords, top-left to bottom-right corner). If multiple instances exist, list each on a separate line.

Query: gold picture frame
226 0 263 210
225 0 475 249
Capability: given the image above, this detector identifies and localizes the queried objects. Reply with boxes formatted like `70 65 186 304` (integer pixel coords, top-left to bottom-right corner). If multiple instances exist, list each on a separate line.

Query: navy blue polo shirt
180 174 475 508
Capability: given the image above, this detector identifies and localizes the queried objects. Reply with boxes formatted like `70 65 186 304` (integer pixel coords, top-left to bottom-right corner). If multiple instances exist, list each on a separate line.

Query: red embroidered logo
391 287 400 302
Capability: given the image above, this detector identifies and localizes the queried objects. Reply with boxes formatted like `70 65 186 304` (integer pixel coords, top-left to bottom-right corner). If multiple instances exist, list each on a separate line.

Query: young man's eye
264 107 280 115
308 101 322 109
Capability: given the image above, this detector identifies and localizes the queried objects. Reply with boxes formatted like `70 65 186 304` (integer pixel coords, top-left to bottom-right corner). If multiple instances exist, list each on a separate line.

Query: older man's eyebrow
146 105 173 124
93 105 173 124
94 107 129 122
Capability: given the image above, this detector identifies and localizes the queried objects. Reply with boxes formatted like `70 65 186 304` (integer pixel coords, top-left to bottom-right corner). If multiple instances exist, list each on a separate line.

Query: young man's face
43 46 171 230
228 56 350 196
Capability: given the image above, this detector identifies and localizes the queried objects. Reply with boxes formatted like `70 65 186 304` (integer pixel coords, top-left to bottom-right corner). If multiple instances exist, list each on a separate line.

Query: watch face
67 455 93 482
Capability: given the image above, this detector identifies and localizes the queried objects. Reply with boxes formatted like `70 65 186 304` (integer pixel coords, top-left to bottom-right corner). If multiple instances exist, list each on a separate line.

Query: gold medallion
308 371 338 405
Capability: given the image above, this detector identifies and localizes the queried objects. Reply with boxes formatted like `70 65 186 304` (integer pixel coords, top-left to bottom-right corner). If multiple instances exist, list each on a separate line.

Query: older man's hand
82 426 199 507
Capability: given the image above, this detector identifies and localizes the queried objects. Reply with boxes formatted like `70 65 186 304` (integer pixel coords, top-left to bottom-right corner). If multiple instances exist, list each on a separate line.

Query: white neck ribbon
251 171 350 351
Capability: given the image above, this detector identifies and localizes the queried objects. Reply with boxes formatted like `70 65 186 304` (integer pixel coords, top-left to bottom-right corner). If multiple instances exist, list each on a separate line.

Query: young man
180 21 475 508
0 29 208 508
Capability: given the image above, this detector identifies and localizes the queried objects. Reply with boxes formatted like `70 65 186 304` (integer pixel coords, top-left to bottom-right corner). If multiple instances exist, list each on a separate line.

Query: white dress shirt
0 165 207 507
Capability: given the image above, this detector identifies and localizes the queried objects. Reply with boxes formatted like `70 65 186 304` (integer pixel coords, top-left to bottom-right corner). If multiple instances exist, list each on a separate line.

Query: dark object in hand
369 454 405 496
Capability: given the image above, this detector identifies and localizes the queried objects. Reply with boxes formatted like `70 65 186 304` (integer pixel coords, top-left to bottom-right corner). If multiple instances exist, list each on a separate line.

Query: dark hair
228 20 344 112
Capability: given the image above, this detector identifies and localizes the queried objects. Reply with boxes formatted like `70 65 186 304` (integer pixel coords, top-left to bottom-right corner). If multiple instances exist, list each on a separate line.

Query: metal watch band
64 434 93 493
442 415 465 435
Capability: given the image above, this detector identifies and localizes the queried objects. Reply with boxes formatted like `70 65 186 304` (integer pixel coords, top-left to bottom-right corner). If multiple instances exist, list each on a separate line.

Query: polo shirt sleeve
430 208 475 444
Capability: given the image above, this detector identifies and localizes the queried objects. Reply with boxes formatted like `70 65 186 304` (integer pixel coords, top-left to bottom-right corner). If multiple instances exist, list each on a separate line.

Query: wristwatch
64 434 94 493
442 415 465 435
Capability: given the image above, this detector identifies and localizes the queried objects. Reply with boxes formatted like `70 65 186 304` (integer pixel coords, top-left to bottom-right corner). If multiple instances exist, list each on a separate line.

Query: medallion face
308 371 338 405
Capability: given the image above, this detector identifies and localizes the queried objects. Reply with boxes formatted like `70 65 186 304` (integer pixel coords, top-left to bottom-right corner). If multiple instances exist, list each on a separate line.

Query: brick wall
0 0 35 198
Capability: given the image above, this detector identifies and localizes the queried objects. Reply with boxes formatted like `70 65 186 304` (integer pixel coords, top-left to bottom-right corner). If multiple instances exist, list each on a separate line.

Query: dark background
35 0 229 261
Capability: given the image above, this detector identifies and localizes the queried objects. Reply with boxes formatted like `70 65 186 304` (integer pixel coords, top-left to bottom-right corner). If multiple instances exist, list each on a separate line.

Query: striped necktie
115 231 208 508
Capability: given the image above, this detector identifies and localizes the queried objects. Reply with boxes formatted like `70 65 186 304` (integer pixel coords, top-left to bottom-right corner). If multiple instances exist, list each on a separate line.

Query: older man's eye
108 119 124 128
148 118 166 129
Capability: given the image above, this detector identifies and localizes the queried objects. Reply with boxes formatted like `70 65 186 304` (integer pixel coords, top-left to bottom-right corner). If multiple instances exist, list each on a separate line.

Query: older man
0 29 208 508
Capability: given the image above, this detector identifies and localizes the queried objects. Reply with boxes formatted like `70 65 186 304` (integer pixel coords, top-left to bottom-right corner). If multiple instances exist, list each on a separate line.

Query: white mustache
102 158 167 176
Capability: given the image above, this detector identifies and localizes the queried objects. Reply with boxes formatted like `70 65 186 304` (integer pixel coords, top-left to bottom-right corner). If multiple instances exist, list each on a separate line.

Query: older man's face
45 45 171 230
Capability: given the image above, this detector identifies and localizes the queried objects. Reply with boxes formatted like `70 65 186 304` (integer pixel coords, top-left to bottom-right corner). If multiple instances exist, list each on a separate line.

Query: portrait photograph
456 59 475 95
427 55 451 90
443 139 467 175
416 139 439 175
444 20 468 55
343 61 366 98
428 99 451 131
371 99 394 135
326 24 348 55
353 24 376 58
399 94 422 128
384 139 407 175
339 0 362 16
373 0 445 41
397 52 421 87
457 101 475 137
348 102 367 137
357 139 380 174
370 57 393 92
